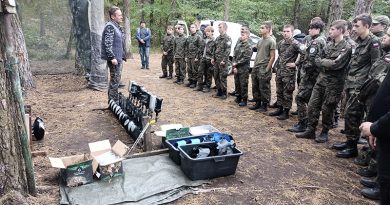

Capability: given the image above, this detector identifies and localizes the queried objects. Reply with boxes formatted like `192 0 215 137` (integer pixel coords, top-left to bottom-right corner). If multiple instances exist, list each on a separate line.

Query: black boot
361 187 380 200
239 99 247 107
234 96 242 104
159 73 167 78
256 102 268 112
194 85 203 91
219 90 227 100
213 89 222 98
315 129 328 143
228 91 237 96
331 141 348 150
332 116 339 128
269 106 283 116
269 102 278 108
249 101 262 110
276 108 290 120
166 73 173 79
295 129 316 139
189 82 197 88
248 98 256 102
288 119 307 133
290 110 298 115
360 177 378 188
357 161 377 177
354 148 371 166
336 140 358 158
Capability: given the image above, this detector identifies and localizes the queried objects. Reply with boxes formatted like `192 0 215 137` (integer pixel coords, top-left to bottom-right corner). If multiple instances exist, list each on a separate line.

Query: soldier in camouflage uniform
268 25 301 120
334 14 382 158
212 22 232 99
185 24 203 88
160 25 174 79
173 25 187 84
296 20 352 143
288 20 326 132
232 29 253 106
248 21 276 112
370 15 389 41
101 6 126 102
194 25 215 92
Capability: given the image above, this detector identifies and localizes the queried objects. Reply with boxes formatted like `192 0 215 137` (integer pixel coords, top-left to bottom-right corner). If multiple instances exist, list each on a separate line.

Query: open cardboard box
88 139 129 180
49 154 97 187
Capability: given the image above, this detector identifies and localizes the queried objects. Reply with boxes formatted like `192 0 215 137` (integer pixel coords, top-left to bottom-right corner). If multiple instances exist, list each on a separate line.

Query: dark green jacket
173 34 187 59
214 33 232 63
161 34 174 55
233 39 252 68
186 33 203 59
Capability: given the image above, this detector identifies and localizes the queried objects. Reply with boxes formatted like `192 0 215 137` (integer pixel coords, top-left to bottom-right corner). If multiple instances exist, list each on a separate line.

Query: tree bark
353 0 374 17
293 0 301 28
139 0 145 21
64 24 74 59
0 12 36 200
328 0 343 26
223 0 229 21
39 12 45 37
123 0 133 59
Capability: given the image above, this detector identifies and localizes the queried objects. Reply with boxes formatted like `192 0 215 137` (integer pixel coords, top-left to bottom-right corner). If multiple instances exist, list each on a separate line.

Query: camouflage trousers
197 58 213 88
251 67 272 103
296 74 317 121
275 73 296 109
213 61 229 93
344 88 365 140
175 58 186 81
307 81 344 131
233 71 239 93
108 61 123 102
161 54 174 76
236 66 250 100
187 58 199 83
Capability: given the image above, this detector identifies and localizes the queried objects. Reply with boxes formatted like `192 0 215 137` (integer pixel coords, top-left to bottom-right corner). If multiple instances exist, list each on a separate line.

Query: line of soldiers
159 14 390 201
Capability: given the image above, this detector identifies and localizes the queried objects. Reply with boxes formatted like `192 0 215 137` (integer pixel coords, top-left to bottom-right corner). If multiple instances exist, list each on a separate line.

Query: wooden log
142 116 153 152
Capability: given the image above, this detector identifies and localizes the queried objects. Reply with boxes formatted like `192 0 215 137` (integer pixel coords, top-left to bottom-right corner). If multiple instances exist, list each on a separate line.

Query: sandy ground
25 54 377 205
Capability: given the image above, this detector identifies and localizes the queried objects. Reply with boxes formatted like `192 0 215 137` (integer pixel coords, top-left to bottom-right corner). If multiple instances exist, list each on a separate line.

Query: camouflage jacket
276 38 301 76
200 37 215 60
233 39 252 68
186 33 203 59
214 33 232 63
314 38 352 84
346 33 381 89
161 34 174 55
173 34 187 59
300 34 326 70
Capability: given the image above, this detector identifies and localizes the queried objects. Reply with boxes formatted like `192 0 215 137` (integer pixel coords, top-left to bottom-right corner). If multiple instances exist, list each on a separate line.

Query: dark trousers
197 58 213 87
380 182 390 205
161 54 174 76
175 58 186 80
108 61 122 102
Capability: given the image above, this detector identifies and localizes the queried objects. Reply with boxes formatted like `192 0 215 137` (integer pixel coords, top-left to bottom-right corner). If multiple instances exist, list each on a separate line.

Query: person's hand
185 58 188 62
194 58 198 62
140 39 145 44
220 61 225 65
359 122 373 137
163 52 167 55
233 67 237 74
286 63 296 69
211 59 215 65
368 135 376 149
111 59 118 65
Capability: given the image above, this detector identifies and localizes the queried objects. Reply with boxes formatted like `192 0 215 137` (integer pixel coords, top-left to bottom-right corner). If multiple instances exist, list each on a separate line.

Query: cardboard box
49 154 97 187
88 140 129 181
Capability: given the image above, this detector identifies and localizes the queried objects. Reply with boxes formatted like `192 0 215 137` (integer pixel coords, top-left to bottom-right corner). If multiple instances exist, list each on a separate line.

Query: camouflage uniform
213 33 232 95
233 39 252 101
275 38 301 109
233 39 242 95
173 33 187 81
344 34 381 141
306 39 352 132
252 36 277 103
197 37 215 89
161 33 174 77
186 33 203 85
296 35 326 122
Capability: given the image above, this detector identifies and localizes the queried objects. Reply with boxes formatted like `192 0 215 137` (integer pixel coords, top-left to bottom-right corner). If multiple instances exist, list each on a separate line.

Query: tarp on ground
59 154 208 205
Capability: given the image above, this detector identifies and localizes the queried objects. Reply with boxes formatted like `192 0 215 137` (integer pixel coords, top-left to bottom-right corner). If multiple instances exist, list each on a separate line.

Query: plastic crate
178 142 243 180
166 133 234 165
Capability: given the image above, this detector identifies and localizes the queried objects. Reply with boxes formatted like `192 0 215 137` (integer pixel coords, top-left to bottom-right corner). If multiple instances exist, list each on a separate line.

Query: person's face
240 32 249 41
382 29 390 46
140 22 146 28
206 30 213 37
328 26 342 39
167 28 173 35
259 25 269 35
370 23 385 33
178 27 184 34
282 27 293 39
111 10 123 23
308 27 320 37
190 25 197 34
218 24 226 34
352 20 369 37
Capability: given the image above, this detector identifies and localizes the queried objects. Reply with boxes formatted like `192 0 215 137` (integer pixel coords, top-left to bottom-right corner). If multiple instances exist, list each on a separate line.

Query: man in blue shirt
136 20 152 69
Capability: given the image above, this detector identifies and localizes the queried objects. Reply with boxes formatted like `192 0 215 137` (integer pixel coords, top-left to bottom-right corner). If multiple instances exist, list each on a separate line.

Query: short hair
353 13 372 27
219 22 228 29
311 17 322 23
283 24 294 32
331 20 347 34
241 30 250 35
140 20 146 25
309 20 325 32
205 25 214 32
263 21 273 29
108 6 120 19
167 25 173 30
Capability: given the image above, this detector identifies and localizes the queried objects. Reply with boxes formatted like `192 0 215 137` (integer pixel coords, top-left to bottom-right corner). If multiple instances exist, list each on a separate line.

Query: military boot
357 160 377 177
228 91 237 96
315 129 329 143
295 129 316 139
212 89 222 98
332 116 339 128
249 101 262 110
166 73 173 79
234 96 242 104
354 149 371 166
269 102 278 108
194 86 203 91
361 177 378 188
202 87 211 93
336 140 358 158
276 108 290 120
248 98 256 102
331 141 348 150
239 98 247 107
269 106 283 116
288 119 307 133
256 102 268 112
361 187 380 200
159 74 167 78
219 91 227 100
189 82 197 88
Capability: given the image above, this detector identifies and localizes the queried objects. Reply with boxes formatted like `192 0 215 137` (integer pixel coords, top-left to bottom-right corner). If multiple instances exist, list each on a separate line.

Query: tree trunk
364 0 374 14
74 50 85 75
223 0 229 21
123 0 133 59
171 0 177 19
65 24 74 59
39 12 45 37
293 0 301 28
353 0 374 17
0 12 36 201
328 0 343 26
139 0 145 21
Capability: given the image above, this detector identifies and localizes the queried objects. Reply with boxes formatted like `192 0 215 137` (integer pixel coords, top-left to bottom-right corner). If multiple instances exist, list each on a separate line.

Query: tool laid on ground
127 119 156 155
